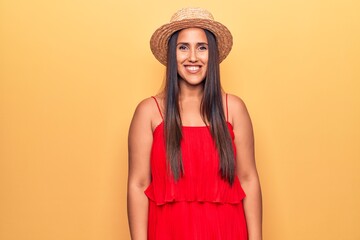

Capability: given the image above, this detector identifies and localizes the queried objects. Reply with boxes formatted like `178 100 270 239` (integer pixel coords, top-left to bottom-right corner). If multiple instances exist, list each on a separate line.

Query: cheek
200 53 209 63
203 61 208 74
202 57 208 68
203 66 208 75
176 52 187 63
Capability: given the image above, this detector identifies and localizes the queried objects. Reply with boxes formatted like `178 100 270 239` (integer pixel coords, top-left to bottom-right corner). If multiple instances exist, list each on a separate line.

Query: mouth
184 65 202 73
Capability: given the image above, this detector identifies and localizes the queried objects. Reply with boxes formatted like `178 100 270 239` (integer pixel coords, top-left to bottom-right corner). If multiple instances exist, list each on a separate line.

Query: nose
188 48 198 62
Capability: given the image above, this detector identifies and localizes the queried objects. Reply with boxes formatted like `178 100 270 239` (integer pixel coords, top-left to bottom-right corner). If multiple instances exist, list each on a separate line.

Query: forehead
177 28 208 43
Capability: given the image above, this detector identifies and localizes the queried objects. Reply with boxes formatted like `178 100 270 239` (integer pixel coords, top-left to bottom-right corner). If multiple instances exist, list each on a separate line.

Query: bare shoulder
133 97 156 117
131 96 163 132
225 93 253 132
226 93 249 117
227 93 247 107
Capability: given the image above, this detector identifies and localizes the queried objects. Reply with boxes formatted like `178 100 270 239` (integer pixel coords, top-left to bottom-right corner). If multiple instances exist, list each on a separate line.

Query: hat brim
150 19 233 65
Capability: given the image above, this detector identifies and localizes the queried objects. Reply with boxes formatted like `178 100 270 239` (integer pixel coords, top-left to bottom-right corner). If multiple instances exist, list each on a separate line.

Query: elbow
128 176 151 192
238 170 260 184
129 181 150 191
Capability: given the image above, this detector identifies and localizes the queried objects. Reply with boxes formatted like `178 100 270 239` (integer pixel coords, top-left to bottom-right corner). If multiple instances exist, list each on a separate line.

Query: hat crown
170 8 214 22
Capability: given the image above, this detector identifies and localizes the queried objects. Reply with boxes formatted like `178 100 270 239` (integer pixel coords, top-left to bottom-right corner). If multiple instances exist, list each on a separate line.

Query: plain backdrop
1 0 359 239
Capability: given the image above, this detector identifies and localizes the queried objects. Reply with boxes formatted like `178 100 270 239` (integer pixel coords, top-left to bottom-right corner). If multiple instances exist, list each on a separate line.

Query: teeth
186 66 200 71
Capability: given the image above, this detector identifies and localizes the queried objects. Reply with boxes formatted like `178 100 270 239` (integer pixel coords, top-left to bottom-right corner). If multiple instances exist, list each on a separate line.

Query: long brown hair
164 29 235 185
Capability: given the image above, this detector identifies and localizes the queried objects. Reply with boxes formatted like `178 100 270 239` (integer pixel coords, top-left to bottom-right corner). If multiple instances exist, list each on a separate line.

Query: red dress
145 97 248 240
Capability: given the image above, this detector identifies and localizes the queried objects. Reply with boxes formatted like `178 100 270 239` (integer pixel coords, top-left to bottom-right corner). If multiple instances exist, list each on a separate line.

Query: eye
178 44 189 51
198 44 208 51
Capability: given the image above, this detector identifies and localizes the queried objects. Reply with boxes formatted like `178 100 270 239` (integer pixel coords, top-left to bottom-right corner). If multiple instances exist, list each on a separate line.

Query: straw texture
150 8 233 65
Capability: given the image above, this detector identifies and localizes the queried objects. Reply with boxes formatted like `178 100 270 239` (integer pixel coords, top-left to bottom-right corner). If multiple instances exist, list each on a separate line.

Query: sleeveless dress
145 96 248 240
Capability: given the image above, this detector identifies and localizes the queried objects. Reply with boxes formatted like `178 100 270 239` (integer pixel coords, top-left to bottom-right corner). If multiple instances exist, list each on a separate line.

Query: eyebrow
176 42 208 46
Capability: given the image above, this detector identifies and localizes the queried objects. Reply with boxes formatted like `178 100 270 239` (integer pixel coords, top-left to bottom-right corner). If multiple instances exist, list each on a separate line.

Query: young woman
128 7 262 240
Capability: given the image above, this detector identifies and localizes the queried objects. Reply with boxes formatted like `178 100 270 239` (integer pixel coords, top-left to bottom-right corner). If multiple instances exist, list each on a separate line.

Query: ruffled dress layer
145 122 248 240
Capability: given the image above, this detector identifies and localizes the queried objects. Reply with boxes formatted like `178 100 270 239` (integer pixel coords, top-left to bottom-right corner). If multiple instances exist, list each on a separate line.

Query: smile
185 65 201 73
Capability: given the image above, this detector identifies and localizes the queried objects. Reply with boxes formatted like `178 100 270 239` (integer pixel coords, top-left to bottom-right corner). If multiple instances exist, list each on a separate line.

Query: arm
229 95 263 240
127 99 154 240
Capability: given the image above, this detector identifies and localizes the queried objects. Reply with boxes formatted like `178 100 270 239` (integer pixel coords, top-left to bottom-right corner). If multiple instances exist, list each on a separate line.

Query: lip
184 65 202 74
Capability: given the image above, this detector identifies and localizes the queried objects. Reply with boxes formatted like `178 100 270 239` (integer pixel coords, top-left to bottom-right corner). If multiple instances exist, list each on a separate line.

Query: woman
128 7 262 240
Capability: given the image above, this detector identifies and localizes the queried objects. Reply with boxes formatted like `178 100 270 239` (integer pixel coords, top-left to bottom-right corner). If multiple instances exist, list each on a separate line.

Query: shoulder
226 93 252 129
134 97 156 116
131 96 163 131
226 93 249 116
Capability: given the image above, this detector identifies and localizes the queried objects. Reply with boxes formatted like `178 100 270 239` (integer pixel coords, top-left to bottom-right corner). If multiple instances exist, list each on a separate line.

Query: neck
178 82 204 100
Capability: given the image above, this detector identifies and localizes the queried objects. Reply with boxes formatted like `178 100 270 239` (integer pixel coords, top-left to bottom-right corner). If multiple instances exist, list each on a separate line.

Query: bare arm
127 99 154 240
229 95 263 240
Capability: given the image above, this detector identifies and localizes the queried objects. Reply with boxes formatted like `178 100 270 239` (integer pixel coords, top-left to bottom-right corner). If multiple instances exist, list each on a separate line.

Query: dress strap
151 96 164 120
225 93 229 122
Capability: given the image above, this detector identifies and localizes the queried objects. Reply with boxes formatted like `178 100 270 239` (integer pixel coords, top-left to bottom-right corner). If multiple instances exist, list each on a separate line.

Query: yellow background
1 0 359 239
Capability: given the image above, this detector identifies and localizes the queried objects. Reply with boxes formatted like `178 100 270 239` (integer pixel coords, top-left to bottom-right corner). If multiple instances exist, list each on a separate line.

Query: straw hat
150 7 233 65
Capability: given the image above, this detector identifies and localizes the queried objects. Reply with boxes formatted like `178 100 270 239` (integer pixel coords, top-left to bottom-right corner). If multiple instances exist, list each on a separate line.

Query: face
176 28 208 87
